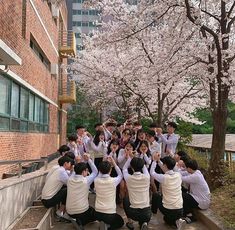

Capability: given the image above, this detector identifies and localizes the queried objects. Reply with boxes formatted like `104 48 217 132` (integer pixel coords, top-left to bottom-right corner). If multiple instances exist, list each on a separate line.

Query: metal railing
0 158 48 178
59 30 76 57
59 80 76 103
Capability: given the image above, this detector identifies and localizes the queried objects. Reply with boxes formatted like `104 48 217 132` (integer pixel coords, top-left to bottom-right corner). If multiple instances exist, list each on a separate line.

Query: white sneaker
55 210 63 218
99 221 108 230
176 218 186 230
141 222 148 230
62 212 72 221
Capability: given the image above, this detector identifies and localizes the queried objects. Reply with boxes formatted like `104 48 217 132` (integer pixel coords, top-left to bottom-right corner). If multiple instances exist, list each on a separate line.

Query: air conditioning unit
51 63 58 77
52 4 59 19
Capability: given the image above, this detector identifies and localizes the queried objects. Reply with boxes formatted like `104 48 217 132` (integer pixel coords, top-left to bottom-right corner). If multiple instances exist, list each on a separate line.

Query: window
82 10 89 15
30 34 51 71
73 21 82 27
0 75 10 115
82 22 88 27
0 74 49 133
20 87 29 119
75 33 81 38
11 83 20 118
89 21 94 27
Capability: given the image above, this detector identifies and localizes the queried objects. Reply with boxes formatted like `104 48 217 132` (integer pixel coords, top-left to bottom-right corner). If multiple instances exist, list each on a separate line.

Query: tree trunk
209 85 229 189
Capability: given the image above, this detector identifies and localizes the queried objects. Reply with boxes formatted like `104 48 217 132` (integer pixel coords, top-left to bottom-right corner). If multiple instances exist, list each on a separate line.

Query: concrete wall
0 168 49 230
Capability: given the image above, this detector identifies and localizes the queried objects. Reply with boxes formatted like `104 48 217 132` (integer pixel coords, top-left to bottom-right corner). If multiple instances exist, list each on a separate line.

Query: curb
194 209 225 230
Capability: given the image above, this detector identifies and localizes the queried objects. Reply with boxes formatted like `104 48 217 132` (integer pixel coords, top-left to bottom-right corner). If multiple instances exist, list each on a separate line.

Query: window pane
0 116 10 130
0 75 10 115
44 103 49 124
29 94 34 121
20 88 29 119
11 83 20 117
34 97 40 122
40 100 44 123
11 119 20 130
20 120 28 132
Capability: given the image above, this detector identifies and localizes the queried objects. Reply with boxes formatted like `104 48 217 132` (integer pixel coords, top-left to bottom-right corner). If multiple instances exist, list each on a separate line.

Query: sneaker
126 222 134 230
184 215 197 223
141 222 148 230
62 212 72 221
71 218 84 230
55 210 63 218
176 218 186 230
99 221 108 230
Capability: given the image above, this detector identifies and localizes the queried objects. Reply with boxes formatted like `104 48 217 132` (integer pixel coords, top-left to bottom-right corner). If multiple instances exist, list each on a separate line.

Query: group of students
41 120 211 230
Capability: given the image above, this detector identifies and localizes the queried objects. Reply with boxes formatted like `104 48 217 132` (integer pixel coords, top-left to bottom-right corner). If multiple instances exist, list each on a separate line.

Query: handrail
0 158 48 178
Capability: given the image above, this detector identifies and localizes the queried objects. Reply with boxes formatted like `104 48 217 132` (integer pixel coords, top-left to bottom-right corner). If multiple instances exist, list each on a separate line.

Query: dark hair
68 134 78 142
94 123 103 128
180 155 191 164
137 140 151 157
58 145 70 155
75 125 85 130
74 162 88 175
149 123 158 128
64 151 75 165
124 141 135 150
122 128 132 136
117 123 123 127
167 122 177 129
112 130 121 139
133 121 141 126
99 161 112 174
134 129 145 147
146 129 158 142
130 157 144 172
107 139 120 155
161 156 176 170
105 122 116 127
93 130 105 146
185 159 198 170
176 151 188 158
58 156 73 166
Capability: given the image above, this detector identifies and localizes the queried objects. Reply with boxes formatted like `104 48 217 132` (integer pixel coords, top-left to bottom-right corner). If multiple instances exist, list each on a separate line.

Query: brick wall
0 0 69 178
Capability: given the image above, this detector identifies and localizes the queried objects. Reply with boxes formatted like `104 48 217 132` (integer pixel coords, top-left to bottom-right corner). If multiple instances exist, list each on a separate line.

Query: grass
210 181 235 229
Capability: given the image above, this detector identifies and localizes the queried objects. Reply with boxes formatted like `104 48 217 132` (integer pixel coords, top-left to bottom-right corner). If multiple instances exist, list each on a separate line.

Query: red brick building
0 0 76 177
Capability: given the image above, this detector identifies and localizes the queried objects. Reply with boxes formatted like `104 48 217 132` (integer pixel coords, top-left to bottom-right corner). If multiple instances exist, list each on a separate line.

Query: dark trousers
41 187 67 208
182 192 199 216
123 197 152 226
152 193 183 226
95 211 124 230
69 206 96 226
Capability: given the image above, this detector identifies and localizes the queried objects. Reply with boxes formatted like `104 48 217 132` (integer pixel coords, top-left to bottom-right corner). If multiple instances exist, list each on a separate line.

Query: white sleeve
86 159 98 186
150 161 164 183
123 157 131 180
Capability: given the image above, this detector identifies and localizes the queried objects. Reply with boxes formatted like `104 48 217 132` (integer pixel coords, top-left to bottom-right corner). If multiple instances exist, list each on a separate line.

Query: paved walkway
52 194 208 230
188 134 235 152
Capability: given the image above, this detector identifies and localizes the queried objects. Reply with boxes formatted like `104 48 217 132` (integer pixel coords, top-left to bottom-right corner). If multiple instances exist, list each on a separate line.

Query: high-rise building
67 0 100 51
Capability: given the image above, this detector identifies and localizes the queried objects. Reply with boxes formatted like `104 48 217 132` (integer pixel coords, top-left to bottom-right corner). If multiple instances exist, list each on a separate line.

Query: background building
67 0 100 51
0 0 76 177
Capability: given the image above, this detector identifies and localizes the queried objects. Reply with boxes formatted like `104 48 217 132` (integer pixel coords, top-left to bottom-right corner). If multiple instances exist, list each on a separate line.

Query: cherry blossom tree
69 0 235 187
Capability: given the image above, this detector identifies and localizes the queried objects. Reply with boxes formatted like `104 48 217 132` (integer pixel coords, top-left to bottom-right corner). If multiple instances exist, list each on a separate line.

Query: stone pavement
52 194 209 230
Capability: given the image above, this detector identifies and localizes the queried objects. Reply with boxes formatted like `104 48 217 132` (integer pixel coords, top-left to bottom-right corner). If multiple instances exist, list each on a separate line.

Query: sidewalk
52 194 209 230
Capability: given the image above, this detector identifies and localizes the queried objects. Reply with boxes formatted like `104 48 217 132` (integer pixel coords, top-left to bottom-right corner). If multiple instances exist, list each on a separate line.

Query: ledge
194 209 225 230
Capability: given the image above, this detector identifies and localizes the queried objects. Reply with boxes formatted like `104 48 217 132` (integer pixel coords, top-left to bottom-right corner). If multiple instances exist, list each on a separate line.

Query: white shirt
117 149 128 169
90 140 107 158
150 161 183 210
158 133 179 157
123 158 150 209
42 166 69 200
66 159 98 214
95 164 123 214
180 170 211 209
149 140 161 155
